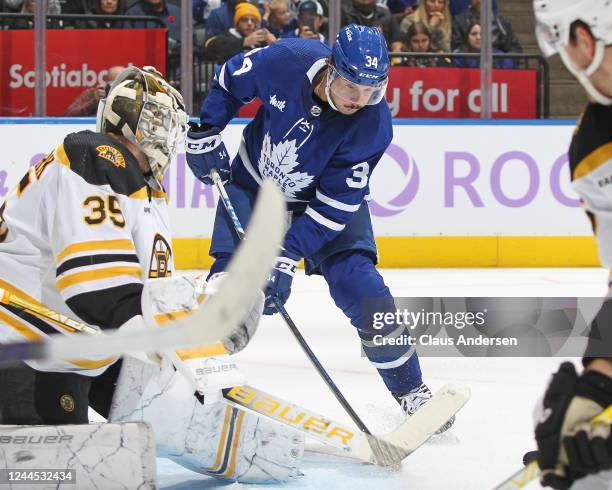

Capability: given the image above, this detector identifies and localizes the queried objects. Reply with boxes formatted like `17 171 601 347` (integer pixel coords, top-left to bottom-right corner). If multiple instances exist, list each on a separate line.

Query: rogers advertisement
0 29 166 117
239 66 537 119
0 121 585 237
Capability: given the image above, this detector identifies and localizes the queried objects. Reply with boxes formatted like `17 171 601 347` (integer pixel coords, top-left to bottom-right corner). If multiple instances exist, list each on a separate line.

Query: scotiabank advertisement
0 29 166 116
239 66 537 118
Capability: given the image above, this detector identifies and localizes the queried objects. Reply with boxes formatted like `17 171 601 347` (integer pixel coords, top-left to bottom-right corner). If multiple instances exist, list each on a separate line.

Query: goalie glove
535 362 612 489
206 272 264 354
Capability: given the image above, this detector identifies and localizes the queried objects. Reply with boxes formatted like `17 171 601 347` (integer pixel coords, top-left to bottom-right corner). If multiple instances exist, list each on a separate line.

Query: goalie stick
222 383 470 465
210 169 469 466
0 284 470 467
491 405 612 490
0 180 284 364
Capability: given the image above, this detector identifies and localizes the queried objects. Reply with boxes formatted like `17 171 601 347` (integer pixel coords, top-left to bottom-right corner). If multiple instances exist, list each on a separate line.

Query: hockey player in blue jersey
186 24 454 431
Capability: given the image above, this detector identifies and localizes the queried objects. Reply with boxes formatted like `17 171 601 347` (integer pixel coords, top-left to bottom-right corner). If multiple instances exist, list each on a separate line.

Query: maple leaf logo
258 132 314 199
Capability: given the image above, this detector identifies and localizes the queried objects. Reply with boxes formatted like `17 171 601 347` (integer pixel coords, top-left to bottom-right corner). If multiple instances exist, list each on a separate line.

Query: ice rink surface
157 267 609 490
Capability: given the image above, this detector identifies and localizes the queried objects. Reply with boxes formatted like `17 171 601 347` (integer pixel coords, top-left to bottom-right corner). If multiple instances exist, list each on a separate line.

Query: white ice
156 267 609 490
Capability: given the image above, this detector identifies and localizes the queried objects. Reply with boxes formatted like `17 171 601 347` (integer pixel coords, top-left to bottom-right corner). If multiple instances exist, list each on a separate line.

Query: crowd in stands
0 0 182 49
196 0 523 65
0 0 523 65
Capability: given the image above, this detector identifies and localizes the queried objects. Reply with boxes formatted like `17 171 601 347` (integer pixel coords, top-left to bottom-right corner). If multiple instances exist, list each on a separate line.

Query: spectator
6 0 61 28
398 21 448 67
64 65 126 117
205 0 247 38
341 0 403 51
290 0 325 42
193 0 222 27
385 0 416 23
204 2 276 64
263 0 296 39
1 0 13 11
451 0 521 53
452 21 514 68
81 0 127 28
1 0 23 11
401 22 433 67
400 0 451 52
294 0 327 18
126 0 181 50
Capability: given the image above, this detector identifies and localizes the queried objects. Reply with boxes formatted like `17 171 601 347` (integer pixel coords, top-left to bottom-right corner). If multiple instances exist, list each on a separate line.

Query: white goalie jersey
0 130 175 375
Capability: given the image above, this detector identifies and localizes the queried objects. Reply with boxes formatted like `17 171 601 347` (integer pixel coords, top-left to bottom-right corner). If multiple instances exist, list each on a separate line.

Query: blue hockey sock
207 253 232 280
320 251 423 394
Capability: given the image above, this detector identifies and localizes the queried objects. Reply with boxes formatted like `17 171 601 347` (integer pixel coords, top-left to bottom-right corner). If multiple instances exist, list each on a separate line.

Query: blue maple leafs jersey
200 38 393 260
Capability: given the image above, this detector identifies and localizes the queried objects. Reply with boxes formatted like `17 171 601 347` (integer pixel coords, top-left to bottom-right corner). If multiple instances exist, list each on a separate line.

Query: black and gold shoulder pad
61 130 147 196
569 103 612 180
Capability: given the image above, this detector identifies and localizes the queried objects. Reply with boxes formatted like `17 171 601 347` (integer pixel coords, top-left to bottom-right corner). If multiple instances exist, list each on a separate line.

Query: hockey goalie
0 66 304 486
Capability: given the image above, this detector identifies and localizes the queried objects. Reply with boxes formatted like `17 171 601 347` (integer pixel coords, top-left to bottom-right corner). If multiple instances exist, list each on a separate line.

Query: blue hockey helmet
326 24 390 112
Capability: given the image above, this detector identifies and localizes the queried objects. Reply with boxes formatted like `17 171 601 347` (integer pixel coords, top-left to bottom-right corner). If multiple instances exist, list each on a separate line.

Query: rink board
0 118 597 267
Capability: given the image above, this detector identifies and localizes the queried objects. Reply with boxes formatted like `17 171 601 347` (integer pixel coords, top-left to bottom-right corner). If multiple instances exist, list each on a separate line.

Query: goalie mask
96 66 189 190
534 0 612 105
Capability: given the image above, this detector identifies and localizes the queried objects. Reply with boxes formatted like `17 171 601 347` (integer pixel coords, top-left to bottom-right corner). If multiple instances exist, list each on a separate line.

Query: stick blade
0 180 285 363
364 432 411 467
364 384 471 466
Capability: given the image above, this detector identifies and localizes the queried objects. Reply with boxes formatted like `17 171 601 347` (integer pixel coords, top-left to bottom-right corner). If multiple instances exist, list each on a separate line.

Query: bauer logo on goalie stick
96 145 126 169
149 233 172 278
225 386 355 445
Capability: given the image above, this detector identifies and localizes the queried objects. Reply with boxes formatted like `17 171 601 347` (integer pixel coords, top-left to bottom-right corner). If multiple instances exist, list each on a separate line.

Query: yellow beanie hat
234 3 262 26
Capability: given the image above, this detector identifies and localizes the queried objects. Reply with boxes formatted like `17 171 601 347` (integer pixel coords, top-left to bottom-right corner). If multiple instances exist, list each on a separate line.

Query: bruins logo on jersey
149 233 172 278
96 145 126 169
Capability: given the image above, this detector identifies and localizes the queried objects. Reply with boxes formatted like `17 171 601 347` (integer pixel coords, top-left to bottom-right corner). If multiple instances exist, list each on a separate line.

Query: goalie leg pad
110 357 305 483
0 422 156 489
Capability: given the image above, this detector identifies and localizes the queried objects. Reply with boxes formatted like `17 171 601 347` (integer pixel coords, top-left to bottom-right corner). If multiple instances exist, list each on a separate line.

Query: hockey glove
185 123 231 185
535 362 612 489
263 256 298 315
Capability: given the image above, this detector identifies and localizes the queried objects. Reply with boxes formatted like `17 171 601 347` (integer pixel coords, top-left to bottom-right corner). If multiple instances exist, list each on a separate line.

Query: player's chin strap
559 40 612 106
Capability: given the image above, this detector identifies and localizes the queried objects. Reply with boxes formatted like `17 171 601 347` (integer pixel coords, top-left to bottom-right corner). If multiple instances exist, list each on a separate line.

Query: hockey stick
222 383 470 465
0 282 469 466
211 170 372 434
0 180 284 364
491 405 612 490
